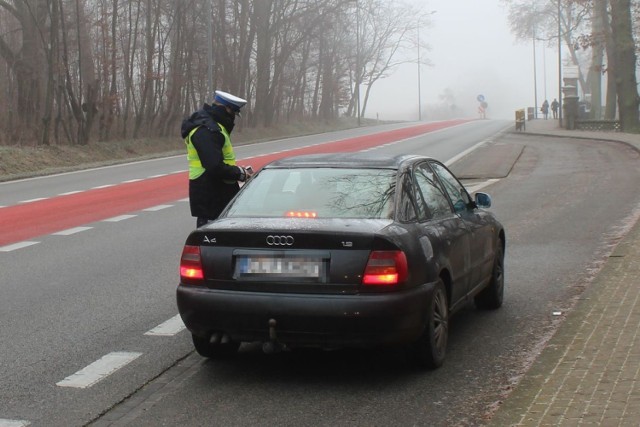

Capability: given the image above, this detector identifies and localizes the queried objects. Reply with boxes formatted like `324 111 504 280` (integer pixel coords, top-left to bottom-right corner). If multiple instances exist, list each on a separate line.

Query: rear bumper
177 283 435 348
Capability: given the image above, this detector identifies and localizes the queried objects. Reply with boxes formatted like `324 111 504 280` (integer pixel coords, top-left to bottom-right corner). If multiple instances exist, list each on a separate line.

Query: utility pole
533 25 539 119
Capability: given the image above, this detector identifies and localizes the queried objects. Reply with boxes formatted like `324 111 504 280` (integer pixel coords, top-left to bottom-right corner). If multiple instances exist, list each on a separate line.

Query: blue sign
477 94 485 102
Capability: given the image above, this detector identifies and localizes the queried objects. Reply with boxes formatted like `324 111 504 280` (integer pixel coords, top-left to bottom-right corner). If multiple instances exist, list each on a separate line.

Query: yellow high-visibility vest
185 123 236 180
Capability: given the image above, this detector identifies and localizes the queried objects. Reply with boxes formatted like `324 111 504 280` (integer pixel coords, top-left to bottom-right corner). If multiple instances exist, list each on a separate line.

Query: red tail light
362 250 408 286
180 245 204 282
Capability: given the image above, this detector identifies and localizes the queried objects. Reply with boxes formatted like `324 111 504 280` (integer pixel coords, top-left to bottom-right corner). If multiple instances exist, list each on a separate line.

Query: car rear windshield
225 167 396 219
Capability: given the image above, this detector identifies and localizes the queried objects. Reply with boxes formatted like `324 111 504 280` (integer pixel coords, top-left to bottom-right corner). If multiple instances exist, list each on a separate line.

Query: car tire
192 334 240 359
474 240 504 310
408 278 448 369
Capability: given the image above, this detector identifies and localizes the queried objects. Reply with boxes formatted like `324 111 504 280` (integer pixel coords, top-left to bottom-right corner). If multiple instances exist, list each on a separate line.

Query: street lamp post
416 11 436 122
533 25 539 119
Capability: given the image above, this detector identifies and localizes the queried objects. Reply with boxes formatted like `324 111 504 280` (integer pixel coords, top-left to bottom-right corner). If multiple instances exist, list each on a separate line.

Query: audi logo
266 235 294 246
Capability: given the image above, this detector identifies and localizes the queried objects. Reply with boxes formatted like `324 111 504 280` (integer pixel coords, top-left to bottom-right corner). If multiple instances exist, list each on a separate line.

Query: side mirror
474 192 492 209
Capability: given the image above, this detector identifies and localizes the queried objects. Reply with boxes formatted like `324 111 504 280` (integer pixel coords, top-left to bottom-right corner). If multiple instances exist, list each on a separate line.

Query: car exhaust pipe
262 318 285 354
209 332 221 344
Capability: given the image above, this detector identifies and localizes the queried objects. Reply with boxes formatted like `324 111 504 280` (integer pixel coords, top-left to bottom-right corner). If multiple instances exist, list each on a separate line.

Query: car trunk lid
185 217 396 294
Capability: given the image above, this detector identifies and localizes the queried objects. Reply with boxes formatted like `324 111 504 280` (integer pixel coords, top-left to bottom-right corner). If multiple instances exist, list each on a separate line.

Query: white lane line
171 170 186 174
103 214 137 222
122 178 143 183
18 198 47 204
92 184 115 190
143 205 172 212
58 190 83 196
56 352 142 389
0 419 31 427
145 315 186 336
148 174 167 178
0 241 40 252
178 198 189 203
445 138 492 167
52 227 93 236
465 179 500 194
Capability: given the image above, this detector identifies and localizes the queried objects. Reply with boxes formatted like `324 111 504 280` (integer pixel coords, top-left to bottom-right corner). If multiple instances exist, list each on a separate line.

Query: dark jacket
181 104 243 220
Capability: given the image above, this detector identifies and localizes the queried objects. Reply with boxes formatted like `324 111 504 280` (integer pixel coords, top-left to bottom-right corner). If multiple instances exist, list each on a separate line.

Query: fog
366 0 561 121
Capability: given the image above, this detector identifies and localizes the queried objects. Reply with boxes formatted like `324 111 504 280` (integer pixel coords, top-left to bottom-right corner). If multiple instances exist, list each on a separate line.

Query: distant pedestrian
541 100 549 120
551 98 559 119
181 90 254 228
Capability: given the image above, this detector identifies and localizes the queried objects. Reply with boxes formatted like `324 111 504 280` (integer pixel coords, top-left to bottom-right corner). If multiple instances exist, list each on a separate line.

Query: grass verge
0 118 384 182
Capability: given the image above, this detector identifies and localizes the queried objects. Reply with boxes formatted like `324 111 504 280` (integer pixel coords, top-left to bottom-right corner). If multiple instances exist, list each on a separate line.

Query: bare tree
0 0 441 146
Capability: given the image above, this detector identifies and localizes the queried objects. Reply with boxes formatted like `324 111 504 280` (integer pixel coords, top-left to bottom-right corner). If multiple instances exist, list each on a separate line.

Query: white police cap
214 90 247 114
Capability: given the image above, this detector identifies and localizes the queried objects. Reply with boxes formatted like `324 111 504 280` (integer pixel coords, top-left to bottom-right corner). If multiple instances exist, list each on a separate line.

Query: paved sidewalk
488 119 640 426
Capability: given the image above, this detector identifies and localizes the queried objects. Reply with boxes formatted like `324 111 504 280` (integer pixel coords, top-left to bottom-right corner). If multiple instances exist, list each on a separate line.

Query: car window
415 164 452 220
397 170 417 222
430 162 468 214
225 168 396 219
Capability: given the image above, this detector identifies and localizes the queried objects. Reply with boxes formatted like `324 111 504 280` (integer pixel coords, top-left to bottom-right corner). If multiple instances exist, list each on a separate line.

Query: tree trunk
610 0 640 132
587 0 606 119
251 0 273 127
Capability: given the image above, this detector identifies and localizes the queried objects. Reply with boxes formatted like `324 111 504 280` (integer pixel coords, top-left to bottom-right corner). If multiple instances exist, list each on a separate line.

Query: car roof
264 152 433 169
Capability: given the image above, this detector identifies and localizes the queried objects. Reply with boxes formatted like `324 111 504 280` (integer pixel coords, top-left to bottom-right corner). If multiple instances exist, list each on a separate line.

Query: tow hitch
262 318 285 354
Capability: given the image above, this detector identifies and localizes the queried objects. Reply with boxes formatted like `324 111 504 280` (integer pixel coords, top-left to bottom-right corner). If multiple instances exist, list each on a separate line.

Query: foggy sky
366 0 560 121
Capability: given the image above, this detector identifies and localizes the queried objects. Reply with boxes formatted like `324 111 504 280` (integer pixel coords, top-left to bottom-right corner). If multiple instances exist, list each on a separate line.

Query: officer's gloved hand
237 166 255 182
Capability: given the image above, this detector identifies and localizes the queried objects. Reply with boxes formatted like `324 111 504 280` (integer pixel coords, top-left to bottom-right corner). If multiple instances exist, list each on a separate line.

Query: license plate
236 256 324 278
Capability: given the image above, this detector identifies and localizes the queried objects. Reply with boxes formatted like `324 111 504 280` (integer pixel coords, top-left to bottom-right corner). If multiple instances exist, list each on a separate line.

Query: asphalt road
2 119 639 427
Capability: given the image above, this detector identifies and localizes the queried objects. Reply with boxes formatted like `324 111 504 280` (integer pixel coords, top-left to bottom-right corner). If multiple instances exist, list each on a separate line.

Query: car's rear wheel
192 334 240 359
474 240 504 310
408 278 448 369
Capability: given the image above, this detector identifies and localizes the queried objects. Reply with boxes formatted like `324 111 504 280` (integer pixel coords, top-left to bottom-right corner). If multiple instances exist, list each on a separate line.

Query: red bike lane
0 120 469 246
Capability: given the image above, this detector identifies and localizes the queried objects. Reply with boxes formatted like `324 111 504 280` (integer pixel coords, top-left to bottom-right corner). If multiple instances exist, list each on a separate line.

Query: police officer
181 90 254 227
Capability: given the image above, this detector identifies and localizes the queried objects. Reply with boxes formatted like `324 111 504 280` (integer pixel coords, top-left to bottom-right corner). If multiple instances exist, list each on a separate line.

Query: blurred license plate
236 256 323 278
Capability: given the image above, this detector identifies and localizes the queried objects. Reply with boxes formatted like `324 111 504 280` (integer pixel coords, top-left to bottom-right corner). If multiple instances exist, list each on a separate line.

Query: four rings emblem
266 235 294 246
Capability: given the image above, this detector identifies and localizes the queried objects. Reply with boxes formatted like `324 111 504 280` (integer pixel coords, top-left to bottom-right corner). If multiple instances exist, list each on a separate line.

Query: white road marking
148 174 167 178
143 205 172 212
18 198 46 204
465 179 500 194
0 155 184 185
52 227 93 236
0 241 39 252
178 198 189 202
58 190 83 196
56 352 142 389
103 215 137 222
145 315 186 336
122 178 143 183
92 184 115 190
445 139 492 167
171 170 186 174
0 419 31 427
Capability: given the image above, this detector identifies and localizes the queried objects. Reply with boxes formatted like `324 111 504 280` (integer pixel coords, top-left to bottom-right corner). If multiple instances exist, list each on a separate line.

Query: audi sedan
177 153 505 369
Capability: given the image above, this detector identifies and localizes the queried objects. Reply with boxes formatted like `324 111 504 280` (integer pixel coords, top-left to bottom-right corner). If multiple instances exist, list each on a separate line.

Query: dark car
177 153 505 369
